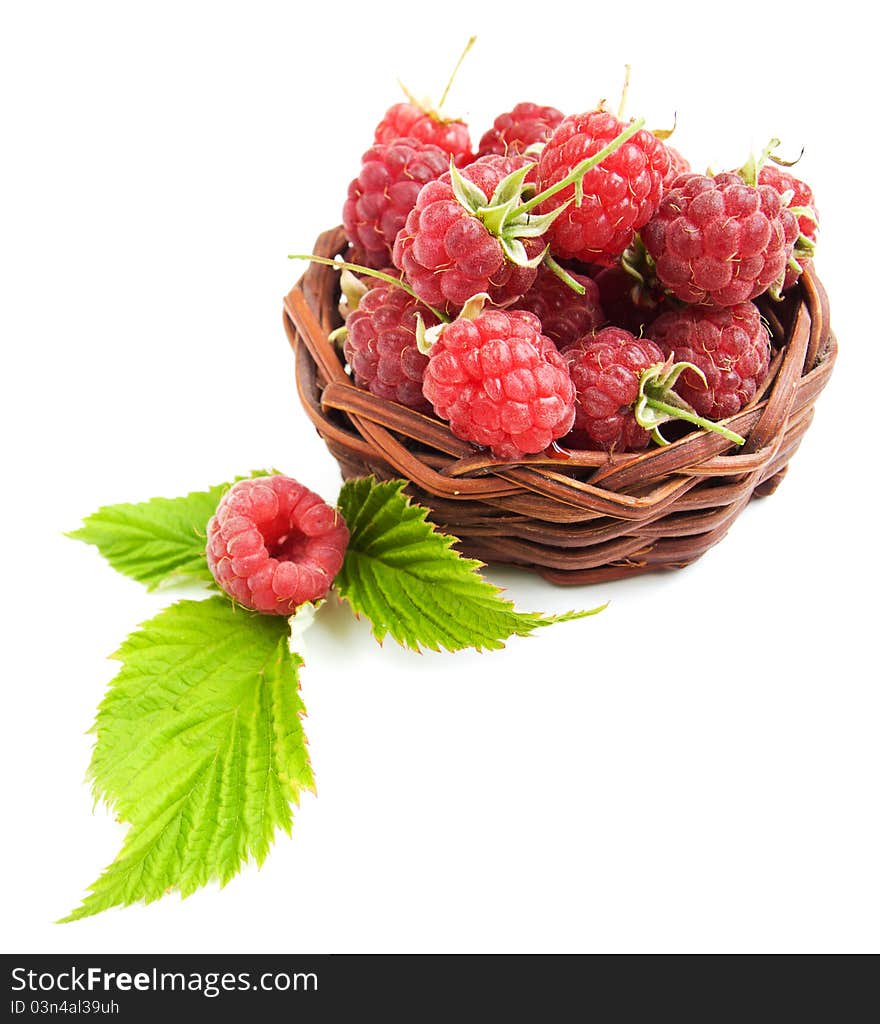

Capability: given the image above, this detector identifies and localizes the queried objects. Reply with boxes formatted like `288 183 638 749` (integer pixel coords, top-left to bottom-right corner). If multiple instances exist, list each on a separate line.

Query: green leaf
61 597 313 922
335 478 602 653
67 471 274 590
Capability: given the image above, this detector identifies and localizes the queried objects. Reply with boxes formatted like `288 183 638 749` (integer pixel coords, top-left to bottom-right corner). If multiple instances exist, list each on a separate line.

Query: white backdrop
2 0 877 953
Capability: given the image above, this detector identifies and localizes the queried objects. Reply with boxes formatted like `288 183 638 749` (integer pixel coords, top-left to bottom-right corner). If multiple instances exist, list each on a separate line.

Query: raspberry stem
437 36 477 111
737 138 782 187
635 360 746 446
289 254 450 323
643 397 746 446
517 117 646 216
397 35 477 123
544 253 586 295
616 64 632 120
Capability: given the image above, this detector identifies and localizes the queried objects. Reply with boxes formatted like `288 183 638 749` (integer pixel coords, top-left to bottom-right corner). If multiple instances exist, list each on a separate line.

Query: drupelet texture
206 476 349 615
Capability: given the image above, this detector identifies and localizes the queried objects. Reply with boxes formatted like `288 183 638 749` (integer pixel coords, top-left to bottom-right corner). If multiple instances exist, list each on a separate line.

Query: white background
2 0 877 954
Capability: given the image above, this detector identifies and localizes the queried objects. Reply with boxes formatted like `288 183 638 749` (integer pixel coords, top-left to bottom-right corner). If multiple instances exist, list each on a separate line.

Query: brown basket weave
283 226 837 584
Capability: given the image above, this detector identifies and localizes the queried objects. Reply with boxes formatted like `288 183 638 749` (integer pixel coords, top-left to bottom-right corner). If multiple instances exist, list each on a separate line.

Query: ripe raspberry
375 102 473 166
206 476 349 615
343 139 449 269
757 163 818 288
564 328 665 451
343 284 438 412
393 154 543 314
641 172 799 306
663 143 691 185
477 102 564 157
421 307 575 459
514 264 605 349
647 302 771 419
536 109 670 263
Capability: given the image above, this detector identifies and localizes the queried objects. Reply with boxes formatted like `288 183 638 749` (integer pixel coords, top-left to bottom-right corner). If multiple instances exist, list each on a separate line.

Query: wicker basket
283 226 837 584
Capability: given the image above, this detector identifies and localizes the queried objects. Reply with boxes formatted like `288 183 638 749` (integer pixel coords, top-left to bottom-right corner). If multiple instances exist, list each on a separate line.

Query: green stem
646 398 745 445
517 117 646 216
544 253 585 295
288 254 450 323
438 36 477 111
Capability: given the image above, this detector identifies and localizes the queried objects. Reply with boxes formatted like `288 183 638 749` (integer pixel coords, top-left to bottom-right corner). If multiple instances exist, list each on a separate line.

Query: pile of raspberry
334 84 818 458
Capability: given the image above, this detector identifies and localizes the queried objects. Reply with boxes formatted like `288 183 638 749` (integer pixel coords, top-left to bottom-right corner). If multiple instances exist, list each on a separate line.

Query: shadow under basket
284 226 837 585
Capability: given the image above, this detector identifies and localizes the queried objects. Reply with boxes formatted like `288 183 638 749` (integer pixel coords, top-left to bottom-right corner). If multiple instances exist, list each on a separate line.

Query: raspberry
206 476 349 615
374 102 473 166
757 163 818 289
647 302 771 419
514 264 605 349
663 143 691 185
421 307 576 459
393 154 543 314
477 101 564 157
536 109 670 263
564 328 665 451
342 139 449 270
641 172 799 306
343 284 439 412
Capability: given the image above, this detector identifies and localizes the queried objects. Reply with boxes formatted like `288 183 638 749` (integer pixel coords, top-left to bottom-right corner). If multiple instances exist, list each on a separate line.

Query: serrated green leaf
67 471 275 590
61 597 312 922
335 478 602 653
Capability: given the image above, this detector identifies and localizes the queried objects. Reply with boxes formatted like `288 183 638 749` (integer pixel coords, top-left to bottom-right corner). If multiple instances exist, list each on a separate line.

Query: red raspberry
536 110 670 263
641 172 799 306
393 154 543 314
343 284 439 412
477 101 565 157
422 308 575 460
757 163 818 289
374 102 473 166
206 476 349 615
564 328 665 451
514 264 605 349
663 143 691 185
647 302 771 419
342 139 449 270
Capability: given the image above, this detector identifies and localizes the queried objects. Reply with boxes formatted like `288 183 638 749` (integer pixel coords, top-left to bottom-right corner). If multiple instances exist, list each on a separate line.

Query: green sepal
635 360 704 430
499 236 548 269
769 146 805 169
635 360 745 446
415 312 445 356
489 163 535 208
737 138 782 187
328 325 348 349
504 206 567 238
480 194 520 236
449 159 489 214
339 268 368 315
788 205 819 226
457 293 491 321
651 111 678 142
